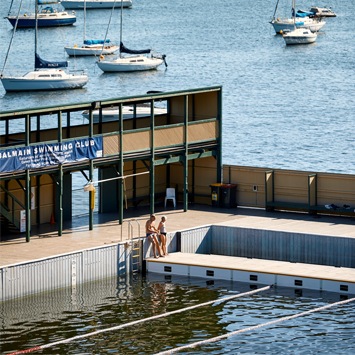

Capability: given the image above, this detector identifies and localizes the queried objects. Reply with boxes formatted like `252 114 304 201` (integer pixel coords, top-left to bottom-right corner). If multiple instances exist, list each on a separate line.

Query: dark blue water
1 274 354 354
1 0 354 174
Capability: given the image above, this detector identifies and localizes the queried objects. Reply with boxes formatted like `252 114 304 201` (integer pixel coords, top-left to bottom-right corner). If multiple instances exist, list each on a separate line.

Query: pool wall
178 225 355 268
1 226 354 301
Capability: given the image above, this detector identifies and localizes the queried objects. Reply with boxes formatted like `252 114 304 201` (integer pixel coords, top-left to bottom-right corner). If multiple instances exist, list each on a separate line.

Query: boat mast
120 0 123 58
84 0 86 42
272 0 280 21
35 0 38 70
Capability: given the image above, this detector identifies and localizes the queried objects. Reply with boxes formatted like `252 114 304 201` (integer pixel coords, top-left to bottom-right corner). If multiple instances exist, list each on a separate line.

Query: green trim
0 86 222 120
188 118 217 125
0 183 26 209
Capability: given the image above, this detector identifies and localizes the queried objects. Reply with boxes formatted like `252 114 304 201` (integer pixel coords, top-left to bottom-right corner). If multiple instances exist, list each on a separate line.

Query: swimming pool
1 273 354 354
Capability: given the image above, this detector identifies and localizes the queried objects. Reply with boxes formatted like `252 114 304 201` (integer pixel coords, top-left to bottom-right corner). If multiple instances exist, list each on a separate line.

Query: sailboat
1 0 88 92
96 0 167 72
270 0 325 34
64 0 119 56
282 0 317 45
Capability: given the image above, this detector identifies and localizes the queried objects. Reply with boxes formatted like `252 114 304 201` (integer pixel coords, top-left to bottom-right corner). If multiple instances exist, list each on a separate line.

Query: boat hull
61 0 132 9
271 20 325 34
1 77 88 92
97 58 164 72
283 35 316 45
6 16 76 28
65 45 119 56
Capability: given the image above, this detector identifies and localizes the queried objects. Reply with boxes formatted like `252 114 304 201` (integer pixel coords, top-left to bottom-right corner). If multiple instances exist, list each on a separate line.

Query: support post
89 109 94 230
119 103 124 224
36 175 40 225
217 88 223 183
183 95 188 211
58 165 63 236
25 114 30 242
67 111 71 138
150 100 155 216
58 111 63 236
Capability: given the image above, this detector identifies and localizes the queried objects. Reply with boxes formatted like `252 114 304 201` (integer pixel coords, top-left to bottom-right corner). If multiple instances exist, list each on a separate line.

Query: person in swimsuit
146 214 164 258
158 216 168 256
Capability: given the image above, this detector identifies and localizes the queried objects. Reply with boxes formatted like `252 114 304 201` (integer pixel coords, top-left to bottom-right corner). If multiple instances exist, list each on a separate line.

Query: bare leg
153 235 164 257
162 235 168 255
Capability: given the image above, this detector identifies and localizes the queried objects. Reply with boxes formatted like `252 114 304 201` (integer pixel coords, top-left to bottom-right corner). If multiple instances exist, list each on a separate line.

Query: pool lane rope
155 296 355 355
7 285 272 355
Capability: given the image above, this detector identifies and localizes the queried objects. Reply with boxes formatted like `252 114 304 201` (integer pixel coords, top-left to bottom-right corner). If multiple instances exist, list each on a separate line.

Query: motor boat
282 28 317 45
82 104 167 122
60 0 132 9
298 6 337 17
5 6 76 27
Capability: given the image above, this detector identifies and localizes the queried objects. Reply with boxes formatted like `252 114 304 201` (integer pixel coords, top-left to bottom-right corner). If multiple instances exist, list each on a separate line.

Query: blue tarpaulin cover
84 40 111 45
296 11 313 17
35 53 68 69
37 0 60 4
120 42 151 55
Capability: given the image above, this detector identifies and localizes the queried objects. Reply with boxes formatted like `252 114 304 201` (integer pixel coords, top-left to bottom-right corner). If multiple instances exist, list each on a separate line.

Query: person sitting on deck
146 214 164 258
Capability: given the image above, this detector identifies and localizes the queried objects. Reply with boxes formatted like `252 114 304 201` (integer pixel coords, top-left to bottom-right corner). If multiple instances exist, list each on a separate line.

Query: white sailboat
1 0 88 92
270 0 325 34
282 1 317 45
64 0 119 56
96 0 167 73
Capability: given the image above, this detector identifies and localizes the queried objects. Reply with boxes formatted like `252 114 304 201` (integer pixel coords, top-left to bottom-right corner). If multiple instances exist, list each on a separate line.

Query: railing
0 184 25 230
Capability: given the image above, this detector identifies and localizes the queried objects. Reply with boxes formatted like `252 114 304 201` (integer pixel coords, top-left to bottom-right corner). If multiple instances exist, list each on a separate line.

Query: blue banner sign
0 137 103 173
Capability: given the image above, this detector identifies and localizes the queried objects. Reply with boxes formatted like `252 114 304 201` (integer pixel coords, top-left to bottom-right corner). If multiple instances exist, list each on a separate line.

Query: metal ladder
121 219 142 274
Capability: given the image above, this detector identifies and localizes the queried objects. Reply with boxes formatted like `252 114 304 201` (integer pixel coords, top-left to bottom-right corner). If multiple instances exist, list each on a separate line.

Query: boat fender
280 30 283 34
277 18 279 21
24 14 27 17
74 44 77 48
100 55 105 61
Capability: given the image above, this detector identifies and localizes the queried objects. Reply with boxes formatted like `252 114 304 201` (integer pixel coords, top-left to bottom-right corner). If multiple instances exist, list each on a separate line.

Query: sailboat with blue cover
5 0 76 28
1 0 88 91
64 0 119 56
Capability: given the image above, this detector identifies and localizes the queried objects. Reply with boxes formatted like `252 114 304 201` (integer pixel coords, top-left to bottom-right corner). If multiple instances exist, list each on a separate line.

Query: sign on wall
0 137 103 174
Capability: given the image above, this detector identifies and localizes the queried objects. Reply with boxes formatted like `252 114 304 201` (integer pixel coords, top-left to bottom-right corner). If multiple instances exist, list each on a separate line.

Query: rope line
155 296 355 355
7 285 272 355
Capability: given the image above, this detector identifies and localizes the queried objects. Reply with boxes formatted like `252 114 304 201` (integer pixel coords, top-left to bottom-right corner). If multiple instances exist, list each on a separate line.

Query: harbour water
1 274 354 354
1 0 354 174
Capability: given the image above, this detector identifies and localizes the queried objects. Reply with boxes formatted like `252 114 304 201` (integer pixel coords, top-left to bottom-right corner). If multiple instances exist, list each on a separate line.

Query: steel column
150 100 155 216
89 109 94 230
58 111 63 236
25 114 30 242
183 95 188 211
217 88 222 183
119 103 124 224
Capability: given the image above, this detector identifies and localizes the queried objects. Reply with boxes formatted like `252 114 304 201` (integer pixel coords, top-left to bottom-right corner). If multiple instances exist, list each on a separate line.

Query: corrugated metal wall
0 244 127 302
210 225 355 268
180 226 212 254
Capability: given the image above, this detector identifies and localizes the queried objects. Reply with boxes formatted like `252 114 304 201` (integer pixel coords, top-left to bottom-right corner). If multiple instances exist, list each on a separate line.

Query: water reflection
0 274 354 354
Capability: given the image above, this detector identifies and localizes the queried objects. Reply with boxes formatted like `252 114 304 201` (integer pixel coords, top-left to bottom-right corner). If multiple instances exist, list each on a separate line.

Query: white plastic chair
164 188 176 208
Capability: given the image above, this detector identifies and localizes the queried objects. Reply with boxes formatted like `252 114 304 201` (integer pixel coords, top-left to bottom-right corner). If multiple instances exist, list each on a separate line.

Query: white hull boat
271 17 325 33
96 0 167 73
1 69 88 92
97 55 164 72
82 104 167 122
283 28 317 45
1 0 88 92
65 44 119 56
61 0 132 9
